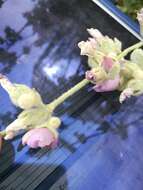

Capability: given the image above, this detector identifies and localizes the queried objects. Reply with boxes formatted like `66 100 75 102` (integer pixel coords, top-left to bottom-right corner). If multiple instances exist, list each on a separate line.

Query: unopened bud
0 75 43 109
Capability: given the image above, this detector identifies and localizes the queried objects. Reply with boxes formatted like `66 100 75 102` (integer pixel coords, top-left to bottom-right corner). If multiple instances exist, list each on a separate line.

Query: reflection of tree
28 0 92 108
24 0 87 59
0 48 17 73
0 26 22 73
0 0 4 8
0 0 138 74
0 110 20 129
4 26 22 47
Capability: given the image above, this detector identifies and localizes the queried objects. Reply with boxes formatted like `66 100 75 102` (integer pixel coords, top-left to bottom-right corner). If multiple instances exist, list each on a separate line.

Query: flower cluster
78 28 122 66
0 75 61 149
79 28 143 103
78 29 121 93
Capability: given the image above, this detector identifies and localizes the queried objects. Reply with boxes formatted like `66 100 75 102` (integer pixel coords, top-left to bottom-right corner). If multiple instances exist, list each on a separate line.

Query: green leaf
130 48 143 70
116 0 143 19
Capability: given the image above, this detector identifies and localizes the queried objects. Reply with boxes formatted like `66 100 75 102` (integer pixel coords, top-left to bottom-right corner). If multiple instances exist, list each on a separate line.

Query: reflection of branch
0 0 5 8
7 23 29 50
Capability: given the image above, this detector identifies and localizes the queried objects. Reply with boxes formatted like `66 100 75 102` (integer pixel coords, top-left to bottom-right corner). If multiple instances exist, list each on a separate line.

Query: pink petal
22 128 58 149
22 130 34 145
102 57 114 71
85 70 94 80
94 76 120 92
27 139 39 149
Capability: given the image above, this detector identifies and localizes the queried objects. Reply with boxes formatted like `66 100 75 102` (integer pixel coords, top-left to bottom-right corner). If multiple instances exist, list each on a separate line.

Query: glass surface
0 1 142 190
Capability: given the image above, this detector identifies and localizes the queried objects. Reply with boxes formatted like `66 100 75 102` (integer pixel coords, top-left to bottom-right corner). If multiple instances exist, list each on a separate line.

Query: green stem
47 79 89 110
117 41 143 60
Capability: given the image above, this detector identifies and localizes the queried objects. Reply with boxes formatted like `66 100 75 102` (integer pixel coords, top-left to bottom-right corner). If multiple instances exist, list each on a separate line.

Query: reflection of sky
43 57 80 85
8 42 48 84
0 0 36 37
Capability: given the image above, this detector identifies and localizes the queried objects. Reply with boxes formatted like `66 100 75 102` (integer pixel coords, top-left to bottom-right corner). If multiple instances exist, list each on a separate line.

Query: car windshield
0 1 141 190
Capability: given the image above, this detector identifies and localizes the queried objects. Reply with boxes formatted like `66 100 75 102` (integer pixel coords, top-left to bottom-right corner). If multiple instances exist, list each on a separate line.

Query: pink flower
93 76 120 92
22 128 58 149
86 70 95 81
101 56 114 72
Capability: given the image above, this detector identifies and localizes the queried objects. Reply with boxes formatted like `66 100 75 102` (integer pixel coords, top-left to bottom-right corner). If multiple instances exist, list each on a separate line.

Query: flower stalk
47 79 89 110
116 41 143 60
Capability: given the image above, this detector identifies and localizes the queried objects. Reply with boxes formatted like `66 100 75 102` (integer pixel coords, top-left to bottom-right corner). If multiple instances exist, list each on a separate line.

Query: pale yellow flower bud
4 106 52 140
87 28 103 39
4 119 26 140
18 106 51 127
33 117 61 139
78 28 122 68
17 89 43 109
4 131 16 140
0 75 43 109
78 41 95 56
119 88 133 103
91 67 107 83
48 117 61 129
